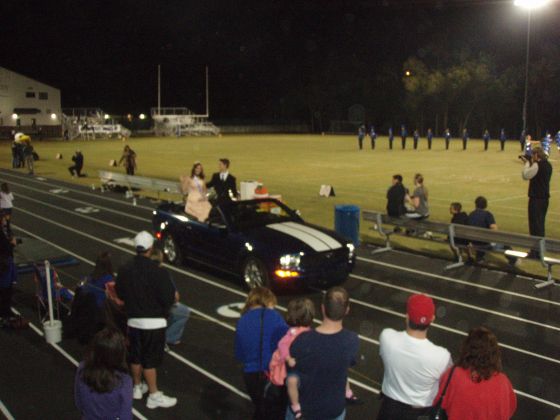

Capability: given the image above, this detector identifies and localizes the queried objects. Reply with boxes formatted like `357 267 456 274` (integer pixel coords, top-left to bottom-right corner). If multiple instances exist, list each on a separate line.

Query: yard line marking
0 399 15 420
2 178 148 222
12 229 560 410
0 169 154 211
8 308 153 420
357 256 560 308
349 273 560 332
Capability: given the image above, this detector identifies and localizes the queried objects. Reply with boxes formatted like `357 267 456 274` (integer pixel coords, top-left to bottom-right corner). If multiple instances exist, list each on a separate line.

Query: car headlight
279 254 301 269
346 243 355 259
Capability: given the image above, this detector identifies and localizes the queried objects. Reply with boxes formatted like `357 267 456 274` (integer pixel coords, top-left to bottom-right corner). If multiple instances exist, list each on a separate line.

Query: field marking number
114 237 136 247
50 188 69 194
216 302 245 319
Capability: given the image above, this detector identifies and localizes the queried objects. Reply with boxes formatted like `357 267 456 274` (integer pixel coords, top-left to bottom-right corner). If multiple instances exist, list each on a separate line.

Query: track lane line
357 256 560 307
0 399 15 420
12 225 560 411
0 170 154 211
9 307 149 420
1 178 148 222
12 204 560 366
349 273 560 332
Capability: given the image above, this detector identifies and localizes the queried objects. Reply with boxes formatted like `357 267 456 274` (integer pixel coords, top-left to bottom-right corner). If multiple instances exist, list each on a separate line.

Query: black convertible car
152 198 355 290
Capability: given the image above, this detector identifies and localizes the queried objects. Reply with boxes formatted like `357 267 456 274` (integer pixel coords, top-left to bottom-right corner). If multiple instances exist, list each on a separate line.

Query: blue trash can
334 205 360 246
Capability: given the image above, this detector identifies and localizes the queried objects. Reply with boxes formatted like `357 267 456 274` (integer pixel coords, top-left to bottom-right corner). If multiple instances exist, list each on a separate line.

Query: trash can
334 205 360 246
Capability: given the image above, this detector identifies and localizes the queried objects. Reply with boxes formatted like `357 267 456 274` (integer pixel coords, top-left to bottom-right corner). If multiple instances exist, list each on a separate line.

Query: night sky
2 0 559 124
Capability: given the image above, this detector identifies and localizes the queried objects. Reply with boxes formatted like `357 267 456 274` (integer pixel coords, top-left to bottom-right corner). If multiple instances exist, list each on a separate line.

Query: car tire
242 257 269 290
162 234 183 265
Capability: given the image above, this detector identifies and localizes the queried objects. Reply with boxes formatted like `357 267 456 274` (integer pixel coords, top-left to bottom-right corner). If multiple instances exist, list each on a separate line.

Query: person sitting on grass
75 328 133 420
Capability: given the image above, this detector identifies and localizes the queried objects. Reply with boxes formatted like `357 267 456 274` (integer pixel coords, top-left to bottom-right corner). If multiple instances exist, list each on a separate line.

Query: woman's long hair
242 287 277 314
191 162 205 179
457 326 502 382
81 328 128 393
91 251 113 280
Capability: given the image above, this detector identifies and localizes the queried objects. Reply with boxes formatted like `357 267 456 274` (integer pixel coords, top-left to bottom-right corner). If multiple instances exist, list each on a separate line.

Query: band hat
407 294 435 326
134 231 154 252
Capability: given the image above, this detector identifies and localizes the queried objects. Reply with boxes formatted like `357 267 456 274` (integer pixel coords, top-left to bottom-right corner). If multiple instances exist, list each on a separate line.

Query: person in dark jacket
426 128 433 150
206 158 238 203
0 212 17 323
386 175 407 218
115 231 177 409
521 146 553 257
449 202 469 259
483 130 490 151
68 150 84 177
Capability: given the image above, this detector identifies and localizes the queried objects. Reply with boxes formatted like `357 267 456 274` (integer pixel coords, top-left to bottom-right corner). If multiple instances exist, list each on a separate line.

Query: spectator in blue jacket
500 129 507 151
370 126 377 150
426 128 433 150
235 287 288 420
483 129 490 151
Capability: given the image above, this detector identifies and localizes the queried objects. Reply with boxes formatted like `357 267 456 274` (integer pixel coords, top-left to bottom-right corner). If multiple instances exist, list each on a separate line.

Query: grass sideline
1 134 557 277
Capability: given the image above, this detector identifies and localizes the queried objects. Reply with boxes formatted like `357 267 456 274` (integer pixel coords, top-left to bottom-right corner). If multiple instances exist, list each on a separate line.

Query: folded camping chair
33 263 72 323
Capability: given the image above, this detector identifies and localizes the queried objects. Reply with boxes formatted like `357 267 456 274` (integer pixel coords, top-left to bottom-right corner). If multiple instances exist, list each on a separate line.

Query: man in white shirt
377 294 451 420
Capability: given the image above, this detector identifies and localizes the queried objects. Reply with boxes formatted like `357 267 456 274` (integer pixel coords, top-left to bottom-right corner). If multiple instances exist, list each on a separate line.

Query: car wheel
243 257 269 289
163 234 182 265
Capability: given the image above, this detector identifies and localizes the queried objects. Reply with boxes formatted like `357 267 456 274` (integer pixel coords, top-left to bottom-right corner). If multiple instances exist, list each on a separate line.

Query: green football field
1 134 558 242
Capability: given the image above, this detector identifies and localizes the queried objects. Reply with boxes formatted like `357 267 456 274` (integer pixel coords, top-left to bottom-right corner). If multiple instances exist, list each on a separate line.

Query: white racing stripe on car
283 221 343 250
268 223 332 252
268 223 330 252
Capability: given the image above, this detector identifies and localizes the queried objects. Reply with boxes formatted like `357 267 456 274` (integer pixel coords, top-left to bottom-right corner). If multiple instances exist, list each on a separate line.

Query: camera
518 154 531 163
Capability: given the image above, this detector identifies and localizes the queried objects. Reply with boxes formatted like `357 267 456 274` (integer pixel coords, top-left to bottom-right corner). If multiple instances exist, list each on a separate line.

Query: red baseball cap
407 294 435 326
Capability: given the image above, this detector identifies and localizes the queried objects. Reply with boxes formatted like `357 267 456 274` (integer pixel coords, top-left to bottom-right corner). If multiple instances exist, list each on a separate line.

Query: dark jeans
462 138 467 150
445 139 450 149
243 372 284 420
484 139 489 150
0 286 14 318
389 138 393 149
358 137 363 150
376 394 431 420
528 197 549 238
401 137 406 149
371 139 376 150
500 140 505 151
68 165 82 176
413 138 418 149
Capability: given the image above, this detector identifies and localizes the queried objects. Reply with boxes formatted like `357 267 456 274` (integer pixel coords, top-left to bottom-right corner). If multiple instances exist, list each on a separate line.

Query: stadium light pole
514 0 550 135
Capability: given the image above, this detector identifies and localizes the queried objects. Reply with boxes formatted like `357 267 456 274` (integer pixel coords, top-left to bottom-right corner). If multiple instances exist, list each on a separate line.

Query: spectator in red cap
377 294 451 420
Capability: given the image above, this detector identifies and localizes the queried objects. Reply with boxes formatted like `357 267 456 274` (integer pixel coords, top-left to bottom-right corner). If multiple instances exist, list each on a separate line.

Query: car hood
245 221 345 255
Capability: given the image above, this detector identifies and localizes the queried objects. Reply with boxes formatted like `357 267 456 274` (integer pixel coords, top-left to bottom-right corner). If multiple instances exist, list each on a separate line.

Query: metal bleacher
98 170 182 199
151 107 220 137
62 108 131 140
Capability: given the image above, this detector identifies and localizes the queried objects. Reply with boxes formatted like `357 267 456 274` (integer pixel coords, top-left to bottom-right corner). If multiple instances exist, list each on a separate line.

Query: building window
26 92 36 98
39 92 48 100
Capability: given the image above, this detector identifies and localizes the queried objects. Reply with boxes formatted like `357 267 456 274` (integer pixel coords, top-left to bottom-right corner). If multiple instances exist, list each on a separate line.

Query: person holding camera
521 146 552 251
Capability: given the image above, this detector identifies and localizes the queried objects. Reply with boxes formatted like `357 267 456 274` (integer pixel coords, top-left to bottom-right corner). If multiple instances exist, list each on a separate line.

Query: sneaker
133 383 149 400
146 391 177 409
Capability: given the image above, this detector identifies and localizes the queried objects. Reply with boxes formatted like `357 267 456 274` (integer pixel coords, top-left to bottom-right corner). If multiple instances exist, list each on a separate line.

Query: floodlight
139 113 146 120
405 70 412 77
50 113 57 120
104 114 110 119
514 0 550 10
11 113 18 120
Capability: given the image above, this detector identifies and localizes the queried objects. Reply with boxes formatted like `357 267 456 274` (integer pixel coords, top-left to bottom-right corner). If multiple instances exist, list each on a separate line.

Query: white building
0 66 62 138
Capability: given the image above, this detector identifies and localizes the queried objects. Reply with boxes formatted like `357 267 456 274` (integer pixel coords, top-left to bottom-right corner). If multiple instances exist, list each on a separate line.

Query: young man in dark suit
207 158 238 202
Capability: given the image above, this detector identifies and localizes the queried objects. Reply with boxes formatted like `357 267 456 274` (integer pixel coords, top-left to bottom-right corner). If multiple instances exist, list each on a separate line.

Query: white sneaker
133 383 149 400
146 391 177 409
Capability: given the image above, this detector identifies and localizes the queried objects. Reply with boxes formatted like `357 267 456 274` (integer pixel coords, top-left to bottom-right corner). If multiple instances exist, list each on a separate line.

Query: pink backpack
268 327 310 386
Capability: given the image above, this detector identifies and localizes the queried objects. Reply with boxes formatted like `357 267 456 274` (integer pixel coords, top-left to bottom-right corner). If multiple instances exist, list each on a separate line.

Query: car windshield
227 199 298 230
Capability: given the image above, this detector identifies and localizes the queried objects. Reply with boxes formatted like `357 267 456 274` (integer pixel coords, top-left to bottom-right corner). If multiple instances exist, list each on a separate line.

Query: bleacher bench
363 210 560 289
98 171 182 199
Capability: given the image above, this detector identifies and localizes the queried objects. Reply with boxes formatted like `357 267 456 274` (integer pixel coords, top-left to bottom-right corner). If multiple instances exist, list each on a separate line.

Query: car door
195 208 243 273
